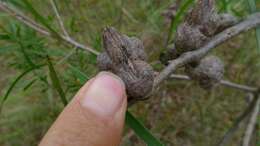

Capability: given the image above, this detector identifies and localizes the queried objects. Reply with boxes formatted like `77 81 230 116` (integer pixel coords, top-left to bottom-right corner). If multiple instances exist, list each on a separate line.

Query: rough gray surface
97 27 154 101
163 0 238 61
185 55 224 89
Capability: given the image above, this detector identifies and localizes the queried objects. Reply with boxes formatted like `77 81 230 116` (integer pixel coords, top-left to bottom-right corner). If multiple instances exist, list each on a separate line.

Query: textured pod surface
175 23 209 54
118 60 154 98
97 52 113 71
162 0 237 62
97 27 154 101
185 55 224 89
126 36 147 61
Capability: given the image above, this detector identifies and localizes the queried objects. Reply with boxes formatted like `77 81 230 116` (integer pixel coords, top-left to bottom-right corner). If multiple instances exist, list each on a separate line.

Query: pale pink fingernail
80 72 125 117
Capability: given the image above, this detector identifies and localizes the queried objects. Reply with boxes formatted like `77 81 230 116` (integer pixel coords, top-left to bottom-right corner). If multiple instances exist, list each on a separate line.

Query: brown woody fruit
97 27 154 101
175 23 209 55
162 0 237 61
185 55 224 89
97 52 113 70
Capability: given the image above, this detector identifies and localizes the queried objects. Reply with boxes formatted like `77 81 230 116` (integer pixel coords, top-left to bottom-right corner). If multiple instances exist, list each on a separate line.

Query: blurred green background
0 0 259 145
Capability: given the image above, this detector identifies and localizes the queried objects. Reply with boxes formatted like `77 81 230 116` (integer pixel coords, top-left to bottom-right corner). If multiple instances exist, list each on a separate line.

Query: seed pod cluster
162 0 238 61
160 0 230 89
97 27 154 101
185 55 224 89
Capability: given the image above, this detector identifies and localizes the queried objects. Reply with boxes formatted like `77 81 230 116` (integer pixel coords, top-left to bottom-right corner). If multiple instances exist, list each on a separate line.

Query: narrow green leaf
125 111 164 146
20 0 60 37
166 0 194 44
68 65 89 84
0 34 10 40
0 45 18 53
0 64 45 110
247 0 260 52
4 0 27 10
23 78 38 91
47 56 68 106
220 0 228 12
19 42 35 67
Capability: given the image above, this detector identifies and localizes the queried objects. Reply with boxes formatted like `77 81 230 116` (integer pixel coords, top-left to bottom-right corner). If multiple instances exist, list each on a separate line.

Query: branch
57 47 77 65
1 1 260 100
49 0 69 37
170 74 258 93
0 2 49 35
216 94 259 146
0 1 99 55
154 13 260 88
242 95 260 146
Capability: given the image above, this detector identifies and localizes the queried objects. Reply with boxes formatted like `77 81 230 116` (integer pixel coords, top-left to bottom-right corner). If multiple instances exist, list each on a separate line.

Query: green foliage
20 0 60 36
47 56 68 106
126 111 164 146
0 64 45 112
0 22 47 70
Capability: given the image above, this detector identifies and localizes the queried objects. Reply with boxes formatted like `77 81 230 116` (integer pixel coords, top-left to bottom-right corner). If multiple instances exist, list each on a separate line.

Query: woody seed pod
185 55 224 89
97 27 154 101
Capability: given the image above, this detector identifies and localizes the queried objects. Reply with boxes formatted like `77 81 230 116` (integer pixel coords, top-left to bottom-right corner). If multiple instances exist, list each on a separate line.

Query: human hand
39 72 127 146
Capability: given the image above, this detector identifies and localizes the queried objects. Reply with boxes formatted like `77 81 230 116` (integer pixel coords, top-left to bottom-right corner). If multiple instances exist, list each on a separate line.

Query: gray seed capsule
185 55 224 89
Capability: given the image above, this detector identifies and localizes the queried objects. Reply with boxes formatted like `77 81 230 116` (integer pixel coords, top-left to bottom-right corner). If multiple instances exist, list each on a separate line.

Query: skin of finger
39 78 127 146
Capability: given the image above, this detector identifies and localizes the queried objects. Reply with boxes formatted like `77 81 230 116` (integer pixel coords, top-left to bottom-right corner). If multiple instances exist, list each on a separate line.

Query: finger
39 72 127 146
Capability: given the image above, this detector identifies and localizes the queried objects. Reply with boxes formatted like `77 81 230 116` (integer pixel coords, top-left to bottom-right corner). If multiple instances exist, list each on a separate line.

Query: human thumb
39 72 127 146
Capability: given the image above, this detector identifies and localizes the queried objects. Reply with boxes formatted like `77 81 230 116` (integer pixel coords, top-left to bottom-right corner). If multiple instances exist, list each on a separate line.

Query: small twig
57 47 77 65
220 80 258 93
0 2 49 36
155 13 260 87
242 95 260 146
49 0 69 37
216 94 259 146
0 1 99 55
62 36 99 55
170 74 258 93
1 1 260 102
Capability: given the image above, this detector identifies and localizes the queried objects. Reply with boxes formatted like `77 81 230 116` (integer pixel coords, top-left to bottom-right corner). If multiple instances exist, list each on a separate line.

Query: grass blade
0 64 45 110
47 56 68 106
247 0 260 52
166 0 194 44
125 111 164 146
220 0 228 12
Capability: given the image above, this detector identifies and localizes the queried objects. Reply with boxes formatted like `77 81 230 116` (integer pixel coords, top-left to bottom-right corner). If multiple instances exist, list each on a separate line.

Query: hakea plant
0 0 260 145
